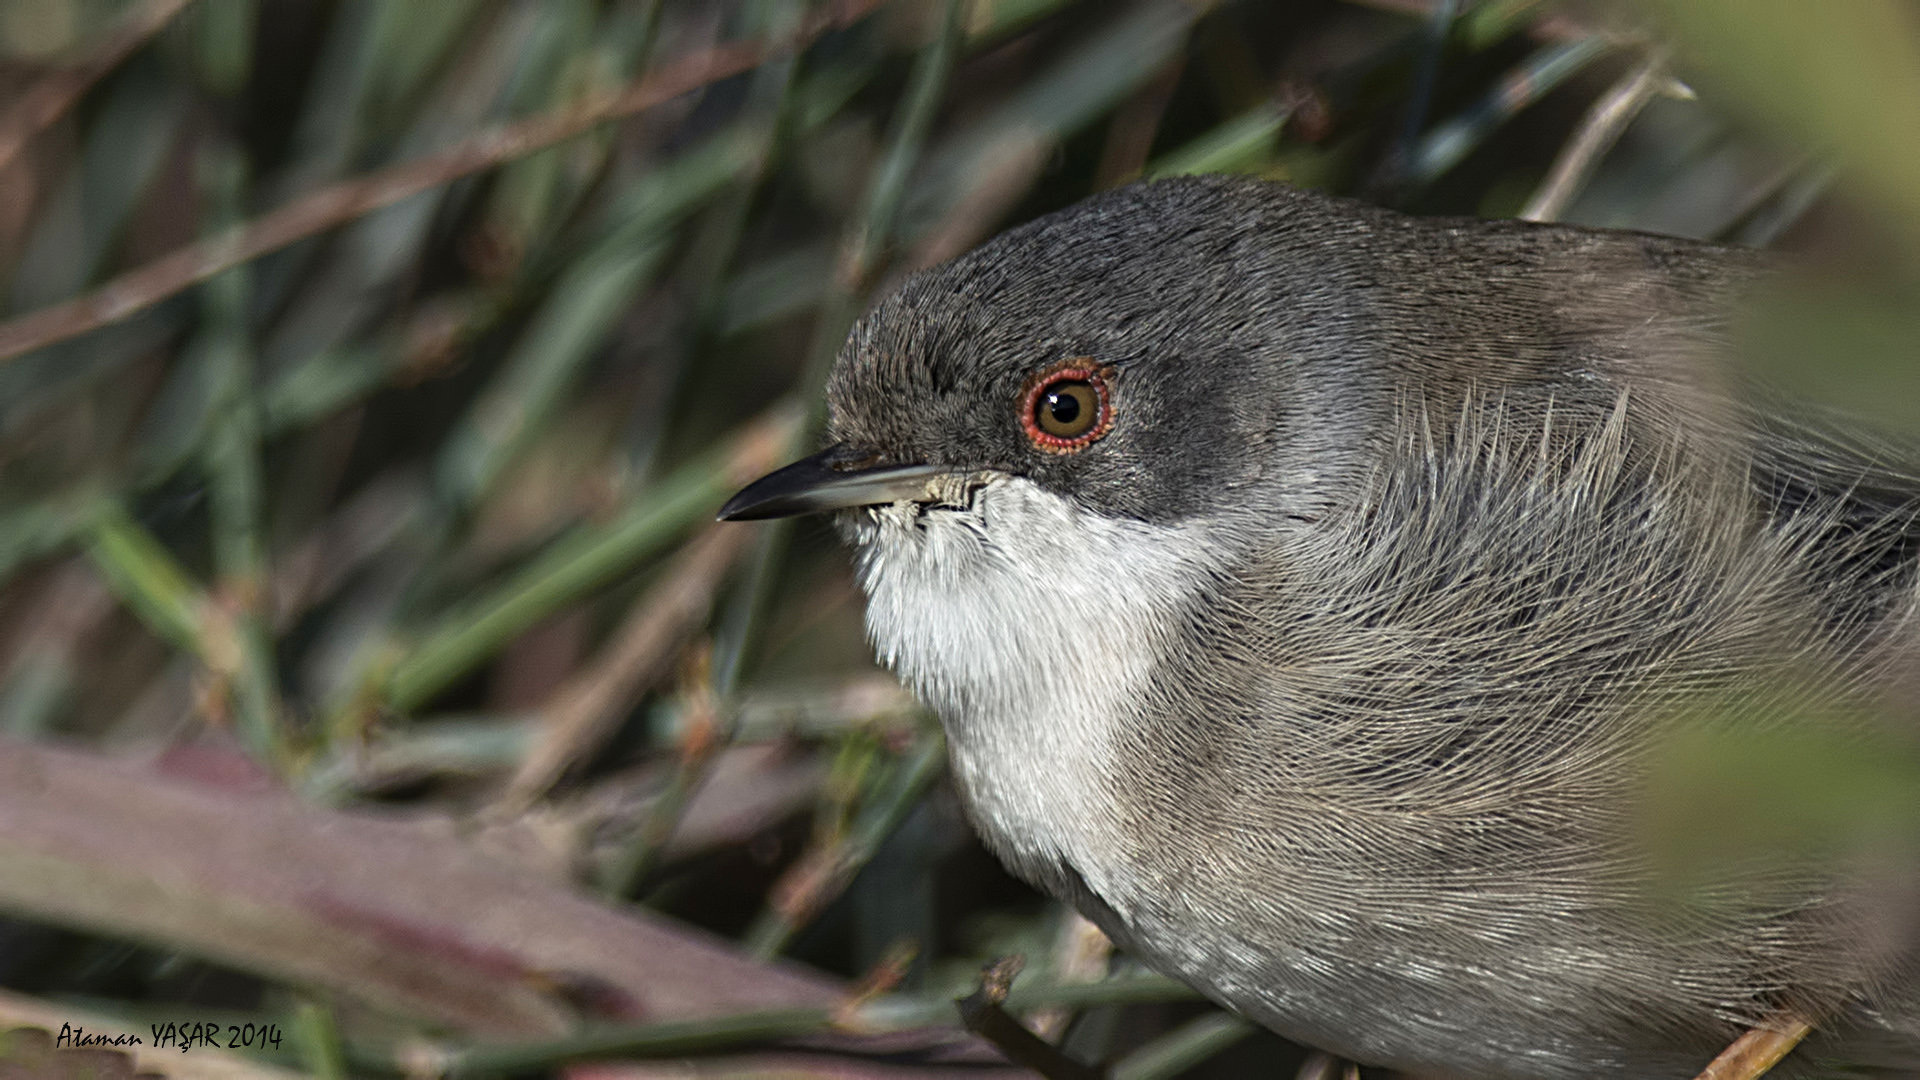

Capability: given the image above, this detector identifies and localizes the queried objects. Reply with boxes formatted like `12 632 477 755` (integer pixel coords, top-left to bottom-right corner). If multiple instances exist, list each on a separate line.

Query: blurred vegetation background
0 0 1915 1077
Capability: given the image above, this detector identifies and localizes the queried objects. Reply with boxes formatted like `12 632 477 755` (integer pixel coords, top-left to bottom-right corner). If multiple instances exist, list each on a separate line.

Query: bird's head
719 176 1387 536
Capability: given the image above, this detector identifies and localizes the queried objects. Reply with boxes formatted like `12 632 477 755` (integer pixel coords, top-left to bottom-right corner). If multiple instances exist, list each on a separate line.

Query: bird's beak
718 445 956 521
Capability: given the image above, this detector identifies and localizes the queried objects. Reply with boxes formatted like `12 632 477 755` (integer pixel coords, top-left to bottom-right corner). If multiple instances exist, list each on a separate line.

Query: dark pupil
1046 390 1081 424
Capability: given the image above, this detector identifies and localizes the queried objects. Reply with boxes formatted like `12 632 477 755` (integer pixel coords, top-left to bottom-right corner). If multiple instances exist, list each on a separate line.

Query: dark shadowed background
0 0 1917 1077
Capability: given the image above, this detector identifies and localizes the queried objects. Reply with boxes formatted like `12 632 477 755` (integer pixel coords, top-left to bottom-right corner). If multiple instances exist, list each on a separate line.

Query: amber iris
1036 380 1098 438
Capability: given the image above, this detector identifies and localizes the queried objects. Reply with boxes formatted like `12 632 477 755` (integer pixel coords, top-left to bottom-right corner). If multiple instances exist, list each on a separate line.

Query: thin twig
0 0 196 177
1691 1015 1814 1080
956 957 1104 1080
0 0 889 366
1521 49 1670 222
828 971 1200 1034
83 504 210 655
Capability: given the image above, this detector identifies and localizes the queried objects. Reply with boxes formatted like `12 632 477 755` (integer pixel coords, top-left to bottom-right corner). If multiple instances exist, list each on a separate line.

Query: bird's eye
1019 359 1114 453
1039 381 1096 435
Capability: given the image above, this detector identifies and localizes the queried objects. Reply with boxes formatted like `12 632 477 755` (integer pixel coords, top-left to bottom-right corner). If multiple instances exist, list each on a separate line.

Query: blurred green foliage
0 0 1914 1076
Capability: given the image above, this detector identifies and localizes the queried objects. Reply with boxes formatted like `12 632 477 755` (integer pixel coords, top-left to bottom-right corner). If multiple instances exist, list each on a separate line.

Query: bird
718 174 1920 1079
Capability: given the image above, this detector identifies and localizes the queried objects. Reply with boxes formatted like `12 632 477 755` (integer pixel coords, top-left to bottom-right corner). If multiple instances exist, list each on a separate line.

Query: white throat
848 476 1227 892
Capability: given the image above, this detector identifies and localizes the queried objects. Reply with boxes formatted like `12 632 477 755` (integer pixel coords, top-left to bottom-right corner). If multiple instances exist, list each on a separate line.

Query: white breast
847 476 1227 902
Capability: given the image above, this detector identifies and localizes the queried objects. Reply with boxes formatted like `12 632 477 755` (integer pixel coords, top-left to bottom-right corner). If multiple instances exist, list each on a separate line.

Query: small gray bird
720 175 1920 1079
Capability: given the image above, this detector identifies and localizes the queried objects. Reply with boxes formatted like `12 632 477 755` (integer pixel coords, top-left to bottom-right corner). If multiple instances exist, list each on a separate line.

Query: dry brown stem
1692 1015 1815 1080
955 957 1101 1080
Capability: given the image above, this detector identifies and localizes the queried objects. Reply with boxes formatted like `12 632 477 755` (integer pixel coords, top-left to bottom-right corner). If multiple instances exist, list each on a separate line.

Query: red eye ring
1019 358 1115 454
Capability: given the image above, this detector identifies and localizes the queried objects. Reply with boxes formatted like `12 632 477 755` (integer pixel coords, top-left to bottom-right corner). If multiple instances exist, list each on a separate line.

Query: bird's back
1071 199 1920 1075
1102 386 1920 1079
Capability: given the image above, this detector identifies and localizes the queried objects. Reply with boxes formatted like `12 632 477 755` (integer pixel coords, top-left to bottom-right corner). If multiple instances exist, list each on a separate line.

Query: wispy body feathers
825 175 1920 1078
